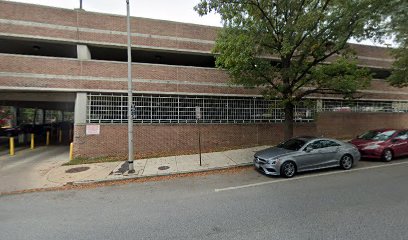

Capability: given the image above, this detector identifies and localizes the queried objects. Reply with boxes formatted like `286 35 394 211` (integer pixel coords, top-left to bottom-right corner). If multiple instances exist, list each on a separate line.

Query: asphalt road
1 160 408 240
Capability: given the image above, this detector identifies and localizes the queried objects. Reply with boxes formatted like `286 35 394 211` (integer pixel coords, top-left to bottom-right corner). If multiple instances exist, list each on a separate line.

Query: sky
5 0 223 26
5 0 392 46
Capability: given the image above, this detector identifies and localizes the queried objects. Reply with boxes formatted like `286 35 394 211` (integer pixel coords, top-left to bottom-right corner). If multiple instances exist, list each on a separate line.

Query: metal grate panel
86 93 316 124
321 100 408 113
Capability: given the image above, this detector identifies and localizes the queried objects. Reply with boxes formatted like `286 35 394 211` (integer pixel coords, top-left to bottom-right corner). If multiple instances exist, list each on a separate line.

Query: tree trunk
283 102 294 140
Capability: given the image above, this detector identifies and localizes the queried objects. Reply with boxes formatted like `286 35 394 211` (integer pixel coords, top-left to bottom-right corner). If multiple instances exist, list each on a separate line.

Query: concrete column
77 45 91 60
74 93 87 124
42 109 46 124
316 99 323 112
15 107 20 126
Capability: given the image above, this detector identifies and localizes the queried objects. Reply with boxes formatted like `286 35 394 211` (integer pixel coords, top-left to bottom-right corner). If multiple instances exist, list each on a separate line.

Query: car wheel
340 154 353 170
382 149 393 162
280 161 296 178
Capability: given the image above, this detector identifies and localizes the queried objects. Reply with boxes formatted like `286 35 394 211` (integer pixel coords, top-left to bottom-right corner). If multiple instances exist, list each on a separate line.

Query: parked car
1 124 46 137
350 129 408 162
254 136 360 178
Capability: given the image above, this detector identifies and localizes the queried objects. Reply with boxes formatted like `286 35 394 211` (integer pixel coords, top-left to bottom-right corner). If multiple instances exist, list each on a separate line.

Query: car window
322 140 341 147
373 130 396 141
358 130 396 141
305 140 340 150
277 138 307 151
306 140 325 150
395 131 408 140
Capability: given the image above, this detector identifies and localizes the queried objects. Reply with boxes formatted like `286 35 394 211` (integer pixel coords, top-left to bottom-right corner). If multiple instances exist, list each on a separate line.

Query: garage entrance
0 91 75 156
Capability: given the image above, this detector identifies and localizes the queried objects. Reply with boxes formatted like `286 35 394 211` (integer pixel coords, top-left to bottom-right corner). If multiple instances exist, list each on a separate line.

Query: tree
387 1 408 87
195 0 391 139
0 106 11 127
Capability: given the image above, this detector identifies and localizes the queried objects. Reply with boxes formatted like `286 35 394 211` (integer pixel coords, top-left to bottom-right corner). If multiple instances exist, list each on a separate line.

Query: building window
321 100 408 113
86 93 408 124
86 93 316 124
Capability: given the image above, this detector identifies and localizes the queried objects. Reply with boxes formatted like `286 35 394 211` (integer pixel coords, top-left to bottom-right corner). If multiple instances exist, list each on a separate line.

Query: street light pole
126 0 135 173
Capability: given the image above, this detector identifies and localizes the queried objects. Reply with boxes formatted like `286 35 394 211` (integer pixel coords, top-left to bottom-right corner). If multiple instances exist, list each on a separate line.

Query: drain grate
65 166 90 173
158 166 170 171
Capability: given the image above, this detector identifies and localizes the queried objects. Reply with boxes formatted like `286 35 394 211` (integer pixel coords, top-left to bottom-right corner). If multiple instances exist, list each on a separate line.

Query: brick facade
73 123 316 159
316 112 408 139
1 1 408 160
0 54 405 99
0 1 393 61
73 112 408 159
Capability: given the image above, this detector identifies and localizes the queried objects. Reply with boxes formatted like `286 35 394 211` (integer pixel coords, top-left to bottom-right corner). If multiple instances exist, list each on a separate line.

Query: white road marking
214 161 408 192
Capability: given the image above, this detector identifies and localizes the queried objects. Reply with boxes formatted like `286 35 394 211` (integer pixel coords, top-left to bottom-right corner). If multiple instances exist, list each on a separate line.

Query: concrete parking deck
0 145 69 192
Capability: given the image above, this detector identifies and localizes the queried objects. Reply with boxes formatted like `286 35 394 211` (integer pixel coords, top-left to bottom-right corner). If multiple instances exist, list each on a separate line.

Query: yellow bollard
9 137 15 156
46 131 50 146
59 129 62 144
69 142 74 161
30 133 35 149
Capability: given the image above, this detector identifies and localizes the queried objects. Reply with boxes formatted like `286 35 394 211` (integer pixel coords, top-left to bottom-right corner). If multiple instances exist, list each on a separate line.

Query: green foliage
308 57 371 99
0 106 11 126
195 0 393 138
386 1 408 87
388 48 408 87
19 108 36 124
195 0 380 103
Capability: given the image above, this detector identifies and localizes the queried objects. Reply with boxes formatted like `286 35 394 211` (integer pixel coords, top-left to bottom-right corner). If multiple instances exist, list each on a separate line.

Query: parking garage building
1 1 408 159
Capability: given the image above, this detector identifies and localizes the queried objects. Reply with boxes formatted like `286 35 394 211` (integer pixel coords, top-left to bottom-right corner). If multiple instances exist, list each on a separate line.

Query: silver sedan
254 136 360 178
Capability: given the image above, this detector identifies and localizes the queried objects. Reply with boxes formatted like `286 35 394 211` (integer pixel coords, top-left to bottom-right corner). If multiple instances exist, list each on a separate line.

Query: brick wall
73 112 408 159
0 54 405 99
316 112 408 139
73 123 316 159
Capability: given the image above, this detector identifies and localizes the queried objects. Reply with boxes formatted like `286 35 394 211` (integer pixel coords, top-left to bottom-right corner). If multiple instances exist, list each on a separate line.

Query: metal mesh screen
86 93 316 124
321 100 408 112
86 93 408 124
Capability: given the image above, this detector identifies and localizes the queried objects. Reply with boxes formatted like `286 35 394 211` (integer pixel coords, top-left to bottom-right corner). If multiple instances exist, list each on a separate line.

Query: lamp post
126 0 135 173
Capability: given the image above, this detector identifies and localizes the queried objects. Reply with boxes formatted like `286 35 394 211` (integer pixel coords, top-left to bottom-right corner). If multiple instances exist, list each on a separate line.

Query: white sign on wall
195 106 201 119
86 125 100 135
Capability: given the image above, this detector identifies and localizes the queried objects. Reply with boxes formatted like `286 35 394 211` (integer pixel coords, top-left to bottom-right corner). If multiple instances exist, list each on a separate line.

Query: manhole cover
65 166 90 173
158 166 170 171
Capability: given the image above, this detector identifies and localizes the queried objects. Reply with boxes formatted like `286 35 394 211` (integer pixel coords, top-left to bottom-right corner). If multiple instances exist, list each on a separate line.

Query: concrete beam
0 92 76 102
0 100 74 111
77 44 91 60
74 92 87 124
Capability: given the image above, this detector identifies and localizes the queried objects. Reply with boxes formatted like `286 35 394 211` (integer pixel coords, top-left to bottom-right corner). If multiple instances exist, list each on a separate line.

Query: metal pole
80 0 83 9
126 0 135 173
198 120 202 166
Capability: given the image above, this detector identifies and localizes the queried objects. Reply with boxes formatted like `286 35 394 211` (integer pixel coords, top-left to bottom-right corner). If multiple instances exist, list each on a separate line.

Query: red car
350 129 408 162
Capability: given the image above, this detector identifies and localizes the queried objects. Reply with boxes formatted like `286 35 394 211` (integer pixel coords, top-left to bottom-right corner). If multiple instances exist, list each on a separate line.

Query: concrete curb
70 162 254 186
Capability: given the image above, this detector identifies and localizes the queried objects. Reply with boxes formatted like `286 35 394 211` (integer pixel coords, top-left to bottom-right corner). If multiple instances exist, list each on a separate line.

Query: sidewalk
44 145 270 187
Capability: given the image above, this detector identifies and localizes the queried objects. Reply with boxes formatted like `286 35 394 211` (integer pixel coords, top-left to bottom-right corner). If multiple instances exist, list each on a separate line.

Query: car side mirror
391 138 399 143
